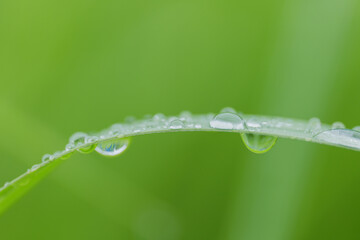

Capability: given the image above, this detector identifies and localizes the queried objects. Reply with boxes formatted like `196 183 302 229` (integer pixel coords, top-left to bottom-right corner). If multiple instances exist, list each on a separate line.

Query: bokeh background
1 0 360 239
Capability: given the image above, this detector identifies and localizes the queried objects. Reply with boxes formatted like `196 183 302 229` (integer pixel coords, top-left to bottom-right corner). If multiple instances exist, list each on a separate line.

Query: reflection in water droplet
313 129 360 150
210 113 244 130
95 138 130 156
241 133 277 154
332 121 345 129
169 119 185 129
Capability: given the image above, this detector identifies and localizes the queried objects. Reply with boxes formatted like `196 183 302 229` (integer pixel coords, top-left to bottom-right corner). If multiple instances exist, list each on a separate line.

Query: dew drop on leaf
241 133 277 154
210 113 245 130
95 138 130 156
77 144 97 154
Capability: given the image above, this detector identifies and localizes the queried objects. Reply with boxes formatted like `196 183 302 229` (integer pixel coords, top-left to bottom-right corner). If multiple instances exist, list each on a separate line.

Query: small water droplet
241 133 277 154
78 144 97 154
307 118 322 134
41 154 53 162
179 111 192 121
153 113 166 122
60 151 73 160
210 113 245 130
95 138 130 156
169 119 185 129
31 164 40 171
332 121 345 129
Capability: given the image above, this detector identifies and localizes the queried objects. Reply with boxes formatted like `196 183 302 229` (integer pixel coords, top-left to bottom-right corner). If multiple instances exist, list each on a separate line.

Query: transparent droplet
95 138 130 156
31 164 41 172
241 133 277 154
306 117 322 134
169 119 185 129
60 151 73 160
332 121 345 129
41 154 53 163
220 107 237 114
179 111 192 121
69 132 88 146
65 143 76 151
78 144 97 154
210 113 245 130
313 129 360 151
353 126 360 132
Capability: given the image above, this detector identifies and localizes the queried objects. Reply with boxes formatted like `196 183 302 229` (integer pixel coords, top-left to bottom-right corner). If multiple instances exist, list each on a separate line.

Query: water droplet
153 113 166 122
95 138 130 156
78 144 97 154
210 113 245 130
41 154 53 163
353 126 360 132
69 132 88 146
307 118 322 134
314 129 360 150
241 133 277 154
220 107 237 113
65 143 76 151
60 151 73 160
332 121 345 129
179 111 192 121
31 164 41 171
169 119 185 129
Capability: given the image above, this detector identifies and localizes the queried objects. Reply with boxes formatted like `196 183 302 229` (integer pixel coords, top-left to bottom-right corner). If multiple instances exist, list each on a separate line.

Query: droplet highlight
241 133 277 154
95 138 130 156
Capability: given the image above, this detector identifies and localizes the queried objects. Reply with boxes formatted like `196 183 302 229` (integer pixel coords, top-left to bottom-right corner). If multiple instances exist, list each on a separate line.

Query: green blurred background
1 0 360 239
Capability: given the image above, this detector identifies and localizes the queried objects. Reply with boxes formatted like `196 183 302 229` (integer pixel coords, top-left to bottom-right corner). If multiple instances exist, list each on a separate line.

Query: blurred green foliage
0 0 360 239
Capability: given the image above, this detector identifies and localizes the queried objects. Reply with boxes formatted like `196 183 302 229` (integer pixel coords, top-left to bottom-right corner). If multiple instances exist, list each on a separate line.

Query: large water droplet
210 113 245 130
313 129 360 150
241 133 277 154
95 138 130 156
169 119 185 129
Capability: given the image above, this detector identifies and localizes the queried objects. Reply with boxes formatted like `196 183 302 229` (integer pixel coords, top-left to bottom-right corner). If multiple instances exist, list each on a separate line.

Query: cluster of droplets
3 108 360 191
